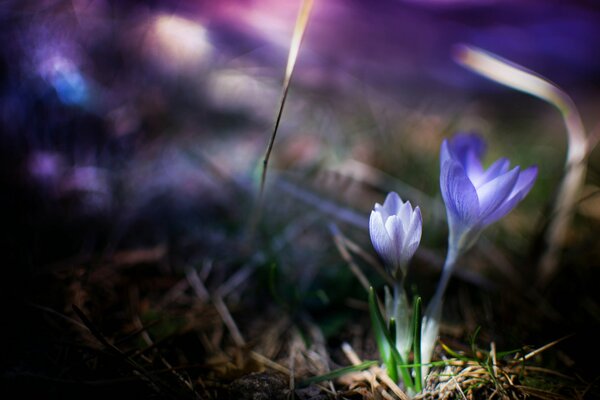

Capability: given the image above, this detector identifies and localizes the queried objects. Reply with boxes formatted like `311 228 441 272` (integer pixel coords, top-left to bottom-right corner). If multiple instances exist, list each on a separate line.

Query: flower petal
480 166 538 226
473 157 510 188
440 139 452 167
398 200 413 228
401 241 420 269
477 166 519 223
440 159 480 231
385 215 405 267
404 206 422 250
448 133 486 164
400 207 422 266
370 192 423 272
512 165 538 196
382 191 402 215
373 202 387 219
369 210 395 267
448 133 486 181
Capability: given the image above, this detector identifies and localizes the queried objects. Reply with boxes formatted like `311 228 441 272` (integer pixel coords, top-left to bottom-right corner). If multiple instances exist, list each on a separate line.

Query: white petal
369 211 395 267
404 206 422 252
398 201 413 228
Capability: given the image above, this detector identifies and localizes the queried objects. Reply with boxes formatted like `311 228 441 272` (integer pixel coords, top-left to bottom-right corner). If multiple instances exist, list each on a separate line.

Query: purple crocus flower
421 133 538 378
369 192 422 278
440 133 537 250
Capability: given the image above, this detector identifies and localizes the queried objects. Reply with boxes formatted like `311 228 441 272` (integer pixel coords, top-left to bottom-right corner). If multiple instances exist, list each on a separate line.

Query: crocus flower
421 133 538 380
369 192 422 278
440 133 537 252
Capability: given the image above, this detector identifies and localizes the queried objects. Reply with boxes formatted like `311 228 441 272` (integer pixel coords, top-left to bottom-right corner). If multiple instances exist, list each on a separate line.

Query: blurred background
2 0 600 398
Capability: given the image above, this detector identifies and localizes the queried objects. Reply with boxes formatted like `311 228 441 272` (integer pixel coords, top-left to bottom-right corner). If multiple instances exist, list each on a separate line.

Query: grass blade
412 296 422 392
260 0 314 195
369 287 398 383
299 360 378 386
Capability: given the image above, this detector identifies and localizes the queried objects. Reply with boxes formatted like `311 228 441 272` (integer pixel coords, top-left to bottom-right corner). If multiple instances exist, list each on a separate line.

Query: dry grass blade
186 266 210 302
211 294 246 347
337 231 396 287
341 342 410 400
71 305 180 398
415 337 589 400
329 223 371 292
450 374 468 400
131 313 199 398
453 44 589 286
490 341 498 378
341 342 375 386
513 335 573 364
372 366 411 400
275 178 370 227
259 0 314 195
249 351 291 375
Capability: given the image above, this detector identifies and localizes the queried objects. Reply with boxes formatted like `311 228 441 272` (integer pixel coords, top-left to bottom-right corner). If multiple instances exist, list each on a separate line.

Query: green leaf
412 296 423 392
369 287 414 389
388 317 397 345
369 287 398 383
299 360 378 386
440 341 471 361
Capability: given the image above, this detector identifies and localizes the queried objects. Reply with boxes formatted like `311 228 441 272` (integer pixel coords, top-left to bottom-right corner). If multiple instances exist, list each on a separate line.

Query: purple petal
512 165 538 196
473 158 510 188
448 133 486 164
441 160 480 230
447 134 487 186
464 151 484 184
480 192 522 227
369 210 395 266
477 166 519 223
440 140 452 167
480 166 538 226
382 191 402 215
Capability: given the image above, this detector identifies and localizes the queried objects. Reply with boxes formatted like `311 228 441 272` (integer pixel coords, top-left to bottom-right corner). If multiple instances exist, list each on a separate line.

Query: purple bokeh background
1 0 600 265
